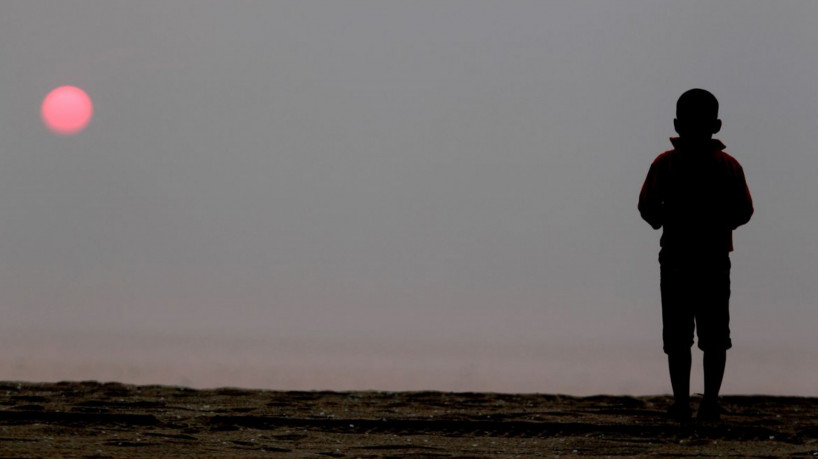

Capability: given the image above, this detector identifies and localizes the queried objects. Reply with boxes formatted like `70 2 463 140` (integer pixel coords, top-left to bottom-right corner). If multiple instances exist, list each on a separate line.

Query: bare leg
668 349 691 406
703 350 726 402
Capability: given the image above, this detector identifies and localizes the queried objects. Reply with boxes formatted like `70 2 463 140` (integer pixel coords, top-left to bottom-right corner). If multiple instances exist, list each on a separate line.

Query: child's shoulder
714 150 744 170
651 149 677 165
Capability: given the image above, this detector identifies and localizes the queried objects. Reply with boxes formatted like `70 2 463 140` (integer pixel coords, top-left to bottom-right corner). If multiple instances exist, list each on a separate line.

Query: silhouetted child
639 89 753 422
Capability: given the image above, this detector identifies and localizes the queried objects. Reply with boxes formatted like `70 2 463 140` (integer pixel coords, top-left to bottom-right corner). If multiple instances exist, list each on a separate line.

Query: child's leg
668 349 692 405
703 349 726 401
698 255 731 403
698 349 727 421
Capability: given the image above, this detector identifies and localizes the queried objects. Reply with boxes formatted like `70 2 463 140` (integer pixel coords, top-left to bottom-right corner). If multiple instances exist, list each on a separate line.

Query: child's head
674 88 721 141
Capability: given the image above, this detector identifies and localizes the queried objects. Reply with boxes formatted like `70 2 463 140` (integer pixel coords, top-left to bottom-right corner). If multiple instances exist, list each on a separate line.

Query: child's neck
678 136 715 151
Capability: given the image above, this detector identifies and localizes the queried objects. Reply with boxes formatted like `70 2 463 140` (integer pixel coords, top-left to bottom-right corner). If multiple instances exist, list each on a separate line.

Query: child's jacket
639 137 753 254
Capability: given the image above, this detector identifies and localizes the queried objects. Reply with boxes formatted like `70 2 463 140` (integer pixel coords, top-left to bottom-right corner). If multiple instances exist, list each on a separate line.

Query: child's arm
727 164 753 230
638 160 664 230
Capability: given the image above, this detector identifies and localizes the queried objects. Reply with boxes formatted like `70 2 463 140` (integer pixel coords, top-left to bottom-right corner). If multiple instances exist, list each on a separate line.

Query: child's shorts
659 250 732 354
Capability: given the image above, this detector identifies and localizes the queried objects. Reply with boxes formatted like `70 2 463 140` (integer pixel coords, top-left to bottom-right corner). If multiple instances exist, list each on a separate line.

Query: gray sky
1 1 817 394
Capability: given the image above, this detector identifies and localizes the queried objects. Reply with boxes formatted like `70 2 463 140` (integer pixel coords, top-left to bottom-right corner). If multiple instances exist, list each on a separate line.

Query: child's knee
663 342 693 355
697 338 732 352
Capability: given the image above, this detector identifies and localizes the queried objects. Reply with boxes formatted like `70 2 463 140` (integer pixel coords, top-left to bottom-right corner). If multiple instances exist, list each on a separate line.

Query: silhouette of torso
661 146 731 254
639 138 752 257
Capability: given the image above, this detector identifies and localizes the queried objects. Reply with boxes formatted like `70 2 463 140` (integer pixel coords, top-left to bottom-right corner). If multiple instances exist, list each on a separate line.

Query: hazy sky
1 1 817 394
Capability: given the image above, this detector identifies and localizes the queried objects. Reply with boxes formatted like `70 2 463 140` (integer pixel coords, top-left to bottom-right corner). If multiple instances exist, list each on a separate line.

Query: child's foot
697 398 723 422
666 402 692 422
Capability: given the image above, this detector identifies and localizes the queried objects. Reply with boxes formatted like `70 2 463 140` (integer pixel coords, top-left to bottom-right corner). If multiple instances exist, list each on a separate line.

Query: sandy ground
1 381 818 458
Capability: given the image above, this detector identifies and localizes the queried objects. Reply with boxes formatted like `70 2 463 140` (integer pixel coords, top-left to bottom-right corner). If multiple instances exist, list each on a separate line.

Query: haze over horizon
1 1 817 395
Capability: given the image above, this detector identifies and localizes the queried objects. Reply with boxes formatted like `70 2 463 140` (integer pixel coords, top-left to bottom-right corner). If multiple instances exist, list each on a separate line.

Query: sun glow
41 86 93 135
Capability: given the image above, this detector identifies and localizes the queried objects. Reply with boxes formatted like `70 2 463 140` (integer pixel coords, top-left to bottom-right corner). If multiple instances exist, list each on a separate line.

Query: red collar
670 137 726 151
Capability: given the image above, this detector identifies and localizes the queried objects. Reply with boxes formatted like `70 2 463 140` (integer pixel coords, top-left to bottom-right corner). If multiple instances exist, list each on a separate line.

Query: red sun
41 86 94 135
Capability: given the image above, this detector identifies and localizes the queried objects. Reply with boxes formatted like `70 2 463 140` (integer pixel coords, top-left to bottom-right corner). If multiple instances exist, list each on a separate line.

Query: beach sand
1 381 817 458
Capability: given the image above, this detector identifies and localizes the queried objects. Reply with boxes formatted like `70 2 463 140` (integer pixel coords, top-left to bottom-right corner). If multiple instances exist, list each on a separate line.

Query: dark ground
2 381 818 457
